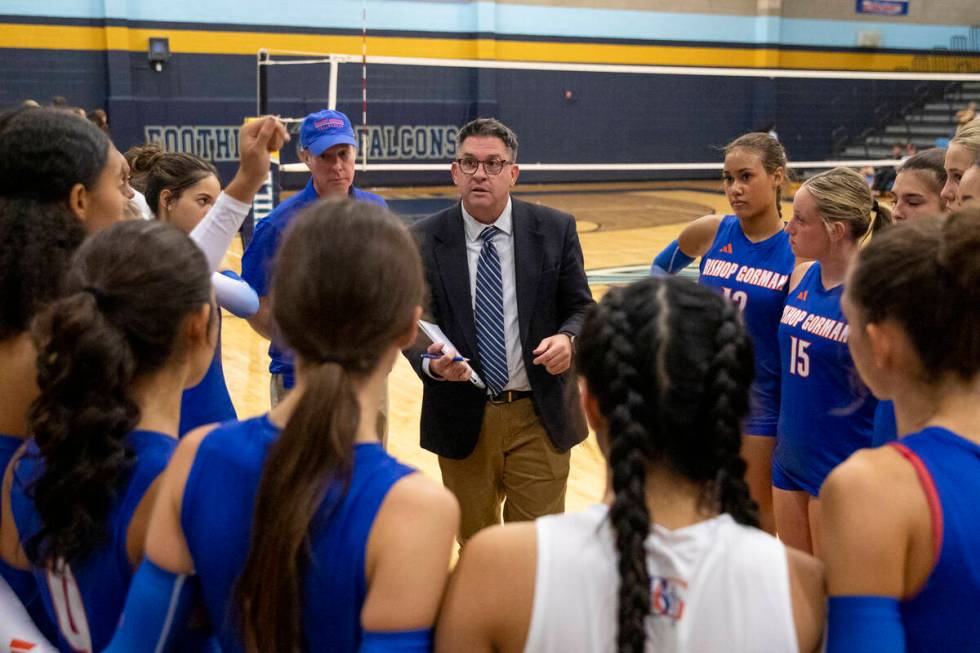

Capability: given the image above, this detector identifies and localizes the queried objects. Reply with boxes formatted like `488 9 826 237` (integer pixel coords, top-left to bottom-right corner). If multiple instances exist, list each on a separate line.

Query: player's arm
241 220 277 340
785 547 826 653
190 117 289 272
212 270 260 318
435 523 537 653
651 214 723 275
105 426 216 653
820 448 921 653
358 473 458 651
246 296 275 340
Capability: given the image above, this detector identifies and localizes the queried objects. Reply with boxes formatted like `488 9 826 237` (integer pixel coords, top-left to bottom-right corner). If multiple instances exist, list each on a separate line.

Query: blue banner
856 0 909 16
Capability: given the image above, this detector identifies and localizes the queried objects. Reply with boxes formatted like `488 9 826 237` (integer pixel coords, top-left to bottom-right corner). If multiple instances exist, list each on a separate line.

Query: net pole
257 49 269 115
361 0 368 169
328 57 340 110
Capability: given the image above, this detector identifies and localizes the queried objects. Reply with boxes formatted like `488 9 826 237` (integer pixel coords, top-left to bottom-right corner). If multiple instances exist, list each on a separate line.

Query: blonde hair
802 167 892 241
952 118 980 161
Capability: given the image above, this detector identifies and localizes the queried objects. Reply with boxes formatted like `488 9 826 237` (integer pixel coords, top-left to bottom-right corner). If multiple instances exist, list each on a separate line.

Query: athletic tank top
9 431 176 653
775 263 877 495
181 415 416 652
525 507 797 652
179 313 236 436
699 216 795 433
0 434 20 474
873 399 898 446
0 433 58 642
890 427 980 651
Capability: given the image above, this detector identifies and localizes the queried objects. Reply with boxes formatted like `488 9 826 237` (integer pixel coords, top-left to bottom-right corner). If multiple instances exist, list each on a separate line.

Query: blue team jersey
873 399 898 446
0 433 20 478
774 263 877 496
9 431 176 652
181 415 415 652
698 215 795 436
179 313 236 436
0 434 57 641
891 427 980 651
241 181 387 389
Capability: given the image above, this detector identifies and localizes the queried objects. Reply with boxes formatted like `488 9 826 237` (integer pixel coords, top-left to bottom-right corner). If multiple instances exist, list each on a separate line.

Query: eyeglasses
454 157 512 176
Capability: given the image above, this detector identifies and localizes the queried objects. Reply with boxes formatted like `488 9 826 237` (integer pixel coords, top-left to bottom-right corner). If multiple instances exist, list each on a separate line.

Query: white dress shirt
423 198 532 391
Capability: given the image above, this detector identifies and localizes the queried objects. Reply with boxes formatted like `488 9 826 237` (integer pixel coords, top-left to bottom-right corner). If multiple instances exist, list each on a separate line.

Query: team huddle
0 103 978 653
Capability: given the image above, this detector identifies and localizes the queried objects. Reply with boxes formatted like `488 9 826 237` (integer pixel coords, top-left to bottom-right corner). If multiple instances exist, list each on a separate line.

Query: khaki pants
271 373 389 448
438 398 570 545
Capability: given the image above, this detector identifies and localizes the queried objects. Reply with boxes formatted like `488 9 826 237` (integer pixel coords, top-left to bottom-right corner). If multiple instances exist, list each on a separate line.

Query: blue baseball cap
299 109 357 156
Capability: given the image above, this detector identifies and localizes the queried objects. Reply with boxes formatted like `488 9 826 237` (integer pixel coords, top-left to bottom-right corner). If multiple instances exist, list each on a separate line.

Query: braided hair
576 276 758 653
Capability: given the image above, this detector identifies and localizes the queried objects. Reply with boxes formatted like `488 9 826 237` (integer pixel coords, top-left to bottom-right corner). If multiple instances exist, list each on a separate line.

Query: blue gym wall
1 1 978 185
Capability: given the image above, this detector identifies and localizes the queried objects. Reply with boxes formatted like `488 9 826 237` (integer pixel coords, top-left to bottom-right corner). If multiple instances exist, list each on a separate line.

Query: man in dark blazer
406 118 593 543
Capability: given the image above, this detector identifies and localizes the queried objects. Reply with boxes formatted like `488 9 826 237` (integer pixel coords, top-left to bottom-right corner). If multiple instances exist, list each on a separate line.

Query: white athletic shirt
524 506 798 653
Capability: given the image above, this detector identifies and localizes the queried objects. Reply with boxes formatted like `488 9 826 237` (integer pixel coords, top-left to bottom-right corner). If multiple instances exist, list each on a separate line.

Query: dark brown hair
0 199 85 339
898 147 948 196
125 144 218 215
576 276 758 653
26 220 211 567
0 107 110 203
723 132 789 216
457 117 519 161
234 198 424 653
849 206 980 381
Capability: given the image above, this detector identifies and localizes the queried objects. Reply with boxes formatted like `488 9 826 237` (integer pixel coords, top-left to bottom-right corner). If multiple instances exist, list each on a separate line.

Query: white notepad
419 320 486 390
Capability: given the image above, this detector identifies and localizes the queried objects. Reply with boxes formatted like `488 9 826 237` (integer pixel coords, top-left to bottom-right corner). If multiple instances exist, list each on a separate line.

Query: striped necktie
474 226 509 395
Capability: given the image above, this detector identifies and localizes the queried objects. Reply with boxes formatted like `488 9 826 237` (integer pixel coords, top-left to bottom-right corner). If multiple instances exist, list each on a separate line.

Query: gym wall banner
855 1 909 16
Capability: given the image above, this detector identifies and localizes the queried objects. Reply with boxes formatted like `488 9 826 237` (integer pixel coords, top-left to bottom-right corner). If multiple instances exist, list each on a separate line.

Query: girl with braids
0 220 217 652
128 146 261 435
436 276 825 653
822 207 980 652
775 166 890 554
940 117 979 212
103 199 458 653
649 132 795 533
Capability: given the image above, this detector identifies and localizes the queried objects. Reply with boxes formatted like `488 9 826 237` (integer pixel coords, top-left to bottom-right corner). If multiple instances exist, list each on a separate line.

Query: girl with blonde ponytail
774 167 890 554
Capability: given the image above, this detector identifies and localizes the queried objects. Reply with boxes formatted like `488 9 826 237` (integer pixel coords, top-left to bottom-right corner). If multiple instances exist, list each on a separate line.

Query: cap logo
314 118 346 130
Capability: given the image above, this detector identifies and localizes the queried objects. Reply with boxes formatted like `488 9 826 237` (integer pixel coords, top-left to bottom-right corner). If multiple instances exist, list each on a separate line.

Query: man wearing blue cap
243 109 386 406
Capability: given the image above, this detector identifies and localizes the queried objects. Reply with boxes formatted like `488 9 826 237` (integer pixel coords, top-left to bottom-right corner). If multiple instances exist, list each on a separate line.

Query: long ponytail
234 199 425 653
26 220 210 567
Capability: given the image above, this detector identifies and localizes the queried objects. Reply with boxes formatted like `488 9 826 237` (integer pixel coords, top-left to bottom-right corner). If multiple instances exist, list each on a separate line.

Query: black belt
487 389 533 404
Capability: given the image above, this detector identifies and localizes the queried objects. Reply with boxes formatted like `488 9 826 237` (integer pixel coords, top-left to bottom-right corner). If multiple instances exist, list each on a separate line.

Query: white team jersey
524 506 798 653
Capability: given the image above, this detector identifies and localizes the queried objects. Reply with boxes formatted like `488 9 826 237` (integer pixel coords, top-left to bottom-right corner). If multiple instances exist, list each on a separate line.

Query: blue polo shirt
241 179 387 388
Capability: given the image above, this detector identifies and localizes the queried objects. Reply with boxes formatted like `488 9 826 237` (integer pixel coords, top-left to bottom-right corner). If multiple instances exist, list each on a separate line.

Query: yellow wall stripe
0 22 977 72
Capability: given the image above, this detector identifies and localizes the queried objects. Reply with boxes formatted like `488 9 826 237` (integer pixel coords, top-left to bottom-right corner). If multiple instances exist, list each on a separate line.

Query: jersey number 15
789 336 811 377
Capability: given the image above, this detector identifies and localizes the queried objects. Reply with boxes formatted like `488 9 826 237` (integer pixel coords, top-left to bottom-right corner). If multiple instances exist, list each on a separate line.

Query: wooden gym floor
219 181 791 515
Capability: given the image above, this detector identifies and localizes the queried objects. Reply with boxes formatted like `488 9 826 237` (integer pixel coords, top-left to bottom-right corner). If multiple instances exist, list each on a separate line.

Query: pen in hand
421 353 469 362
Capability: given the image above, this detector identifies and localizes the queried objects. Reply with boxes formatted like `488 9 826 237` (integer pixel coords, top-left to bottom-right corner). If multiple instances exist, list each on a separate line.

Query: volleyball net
252 48 980 214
